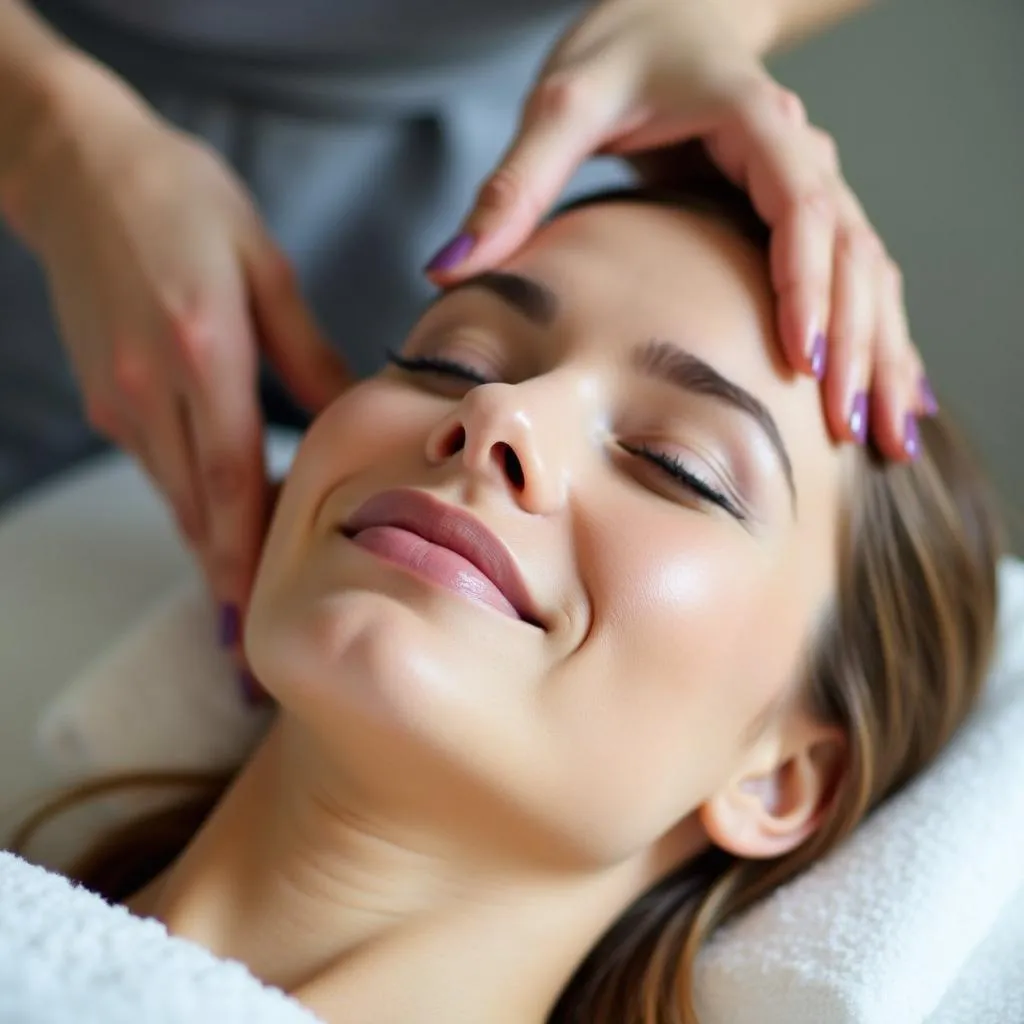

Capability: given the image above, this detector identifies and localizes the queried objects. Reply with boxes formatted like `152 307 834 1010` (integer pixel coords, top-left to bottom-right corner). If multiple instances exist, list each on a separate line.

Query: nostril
497 443 525 490
442 425 466 458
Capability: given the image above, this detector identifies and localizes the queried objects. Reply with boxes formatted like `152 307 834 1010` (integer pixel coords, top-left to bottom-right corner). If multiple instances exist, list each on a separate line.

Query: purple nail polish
809 331 827 381
904 413 921 460
238 670 267 706
920 375 939 416
219 603 240 647
425 233 475 273
849 391 869 444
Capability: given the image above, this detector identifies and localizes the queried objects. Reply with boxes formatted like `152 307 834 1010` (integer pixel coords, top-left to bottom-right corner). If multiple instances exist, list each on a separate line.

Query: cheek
247 381 434 659
537 509 811 856
254 380 430 574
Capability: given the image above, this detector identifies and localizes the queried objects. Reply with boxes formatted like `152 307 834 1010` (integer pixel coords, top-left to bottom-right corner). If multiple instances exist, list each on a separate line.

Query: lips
341 489 543 628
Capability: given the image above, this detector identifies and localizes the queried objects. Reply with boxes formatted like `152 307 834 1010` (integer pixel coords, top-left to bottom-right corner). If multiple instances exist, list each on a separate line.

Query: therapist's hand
1 59 350 637
428 0 934 460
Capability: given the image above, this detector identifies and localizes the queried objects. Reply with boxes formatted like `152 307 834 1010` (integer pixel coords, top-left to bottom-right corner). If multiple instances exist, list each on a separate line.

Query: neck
134 719 698 1024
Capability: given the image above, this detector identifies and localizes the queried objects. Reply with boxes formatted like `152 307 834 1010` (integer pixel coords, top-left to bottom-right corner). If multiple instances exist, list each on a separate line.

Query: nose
425 383 567 514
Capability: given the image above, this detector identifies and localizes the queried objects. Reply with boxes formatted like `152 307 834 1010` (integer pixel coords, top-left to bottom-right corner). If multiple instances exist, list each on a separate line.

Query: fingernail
238 670 267 706
849 391 869 444
219 603 240 647
425 232 475 273
808 331 827 381
904 413 921 460
920 375 939 416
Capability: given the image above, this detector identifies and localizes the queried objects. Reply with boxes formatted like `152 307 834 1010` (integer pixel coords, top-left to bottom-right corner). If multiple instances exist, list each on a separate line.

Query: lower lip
347 526 520 621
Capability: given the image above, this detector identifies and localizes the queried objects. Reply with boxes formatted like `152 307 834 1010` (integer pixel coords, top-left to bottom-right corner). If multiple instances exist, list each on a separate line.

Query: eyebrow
443 270 559 326
442 271 797 509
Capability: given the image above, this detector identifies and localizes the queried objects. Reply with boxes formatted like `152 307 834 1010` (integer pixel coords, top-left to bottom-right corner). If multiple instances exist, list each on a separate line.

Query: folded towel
32 544 1024 1022
0 850 321 1024
37 582 274 780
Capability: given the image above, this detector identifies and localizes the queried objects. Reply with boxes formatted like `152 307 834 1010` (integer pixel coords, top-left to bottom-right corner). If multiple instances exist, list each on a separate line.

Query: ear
698 717 847 860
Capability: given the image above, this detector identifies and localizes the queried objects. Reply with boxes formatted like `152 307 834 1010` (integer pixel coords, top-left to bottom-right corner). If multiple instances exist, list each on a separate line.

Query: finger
425 67 626 281
703 89 825 224
108 343 206 538
82 387 134 449
244 238 351 412
869 258 924 461
772 192 835 377
875 249 934 426
703 101 836 372
140 393 207 548
823 226 877 446
171 291 269 621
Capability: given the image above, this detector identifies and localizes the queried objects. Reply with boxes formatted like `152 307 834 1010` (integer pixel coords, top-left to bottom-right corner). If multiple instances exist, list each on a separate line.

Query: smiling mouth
339 489 544 629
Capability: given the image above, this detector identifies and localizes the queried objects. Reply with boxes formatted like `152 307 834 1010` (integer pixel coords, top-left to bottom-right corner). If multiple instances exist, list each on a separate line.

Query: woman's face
247 200 845 868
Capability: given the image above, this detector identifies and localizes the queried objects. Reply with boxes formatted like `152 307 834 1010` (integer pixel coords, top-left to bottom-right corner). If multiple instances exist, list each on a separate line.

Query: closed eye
620 443 744 519
387 350 492 386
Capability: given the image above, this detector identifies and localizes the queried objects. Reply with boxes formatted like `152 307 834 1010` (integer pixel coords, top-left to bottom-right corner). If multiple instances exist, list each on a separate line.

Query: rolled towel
37 580 273 780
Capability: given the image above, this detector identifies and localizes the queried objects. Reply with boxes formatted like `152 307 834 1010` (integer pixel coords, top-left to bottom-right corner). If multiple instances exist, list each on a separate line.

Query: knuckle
732 74 781 117
528 71 593 124
836 223 873 261
110 342 154 406
812 128 839 170
166 301 218 371
793 186 833 217
776 86 807 124
476 167 537 220
731 76 803 134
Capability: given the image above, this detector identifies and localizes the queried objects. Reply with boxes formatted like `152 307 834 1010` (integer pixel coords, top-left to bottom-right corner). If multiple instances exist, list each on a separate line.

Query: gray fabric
1 0 629 504
62 0 574 60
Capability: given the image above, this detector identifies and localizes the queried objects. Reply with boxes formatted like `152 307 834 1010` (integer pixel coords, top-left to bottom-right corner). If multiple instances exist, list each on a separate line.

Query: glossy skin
142 201 849 1024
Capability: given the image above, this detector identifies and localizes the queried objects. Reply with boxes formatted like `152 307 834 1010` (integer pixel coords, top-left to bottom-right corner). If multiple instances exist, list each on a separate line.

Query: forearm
0 2 76 182
730 0 875 55
0 0 135 208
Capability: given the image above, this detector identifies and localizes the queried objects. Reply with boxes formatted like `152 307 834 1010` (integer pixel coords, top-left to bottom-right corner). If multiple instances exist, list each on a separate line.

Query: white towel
694 559 1024 1024
0 850 321 1024
37 583 274 780
31 556 1024 1024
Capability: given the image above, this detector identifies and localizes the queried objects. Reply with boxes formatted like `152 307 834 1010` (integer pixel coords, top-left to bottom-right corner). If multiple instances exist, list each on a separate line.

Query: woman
0 0 922 644
16 166 1000 1023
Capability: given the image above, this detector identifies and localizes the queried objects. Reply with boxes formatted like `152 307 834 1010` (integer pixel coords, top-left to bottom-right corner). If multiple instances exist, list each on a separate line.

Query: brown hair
11 155 1002 1024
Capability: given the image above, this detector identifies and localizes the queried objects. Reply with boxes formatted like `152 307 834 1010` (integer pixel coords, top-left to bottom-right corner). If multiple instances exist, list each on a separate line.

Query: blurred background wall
771 0 1024 547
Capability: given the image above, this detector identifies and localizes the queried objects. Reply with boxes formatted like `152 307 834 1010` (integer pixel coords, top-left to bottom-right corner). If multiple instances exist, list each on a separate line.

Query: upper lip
341 488 544 628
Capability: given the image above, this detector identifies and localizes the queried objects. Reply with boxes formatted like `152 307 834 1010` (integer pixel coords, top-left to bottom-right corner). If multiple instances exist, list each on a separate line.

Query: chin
247 574 524 744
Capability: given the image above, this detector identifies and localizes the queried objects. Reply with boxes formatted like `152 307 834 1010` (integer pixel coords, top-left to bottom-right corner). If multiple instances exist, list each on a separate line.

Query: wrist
707 0 784 56
0 54 146 244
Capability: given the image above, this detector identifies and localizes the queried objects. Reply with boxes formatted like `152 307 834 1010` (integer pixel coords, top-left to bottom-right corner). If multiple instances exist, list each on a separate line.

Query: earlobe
699 724 847 860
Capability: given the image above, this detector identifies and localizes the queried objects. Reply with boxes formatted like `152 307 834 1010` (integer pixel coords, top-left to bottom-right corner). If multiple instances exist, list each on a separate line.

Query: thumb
426 71 624 282
245 237 352 411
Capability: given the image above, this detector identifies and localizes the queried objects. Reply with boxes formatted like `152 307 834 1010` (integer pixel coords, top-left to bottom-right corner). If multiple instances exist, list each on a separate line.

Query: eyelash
387 350 742 519
619 444 742 519
387 350 491 386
